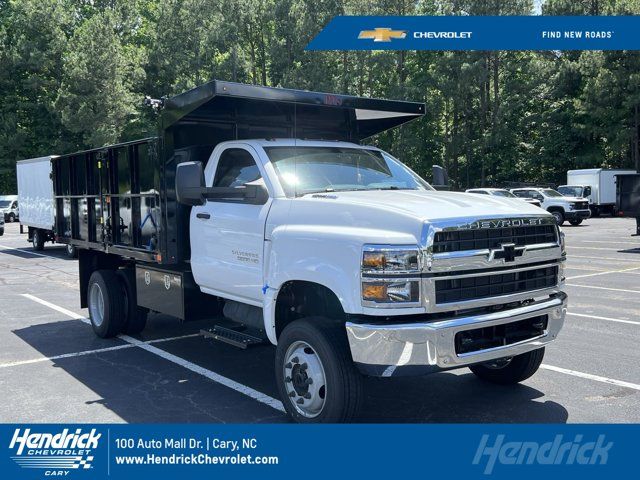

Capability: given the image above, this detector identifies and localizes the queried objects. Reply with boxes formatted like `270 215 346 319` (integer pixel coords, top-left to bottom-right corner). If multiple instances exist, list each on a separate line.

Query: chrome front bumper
345 293 567 377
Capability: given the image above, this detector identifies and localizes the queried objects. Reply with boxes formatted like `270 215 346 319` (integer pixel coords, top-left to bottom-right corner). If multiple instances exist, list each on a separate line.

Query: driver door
191 146 271 305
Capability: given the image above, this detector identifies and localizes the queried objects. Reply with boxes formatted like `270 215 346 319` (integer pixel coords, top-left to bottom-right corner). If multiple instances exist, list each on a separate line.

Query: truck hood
301 190 549 222
560 196 587 202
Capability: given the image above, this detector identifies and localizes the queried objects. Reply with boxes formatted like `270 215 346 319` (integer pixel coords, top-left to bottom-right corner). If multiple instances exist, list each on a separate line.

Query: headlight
362 280 420 304
362 246 420 273
558 227 566 255
361 245 421 306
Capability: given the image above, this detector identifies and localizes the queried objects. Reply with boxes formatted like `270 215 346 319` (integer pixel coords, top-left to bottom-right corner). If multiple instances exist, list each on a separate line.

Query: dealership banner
0 423 635 479
306 16 640 50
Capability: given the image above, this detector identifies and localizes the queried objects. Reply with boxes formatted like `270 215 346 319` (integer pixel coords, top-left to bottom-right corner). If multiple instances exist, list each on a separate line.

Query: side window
212 149 262 188
512 191 526 198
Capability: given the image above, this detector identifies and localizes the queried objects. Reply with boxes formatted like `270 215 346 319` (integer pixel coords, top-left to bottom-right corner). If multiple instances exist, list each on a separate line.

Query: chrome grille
434 265 558 304
432 225 557 254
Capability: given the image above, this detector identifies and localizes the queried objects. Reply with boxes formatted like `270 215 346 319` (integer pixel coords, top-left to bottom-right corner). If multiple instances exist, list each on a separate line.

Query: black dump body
52 80 424 266
617 173 640 217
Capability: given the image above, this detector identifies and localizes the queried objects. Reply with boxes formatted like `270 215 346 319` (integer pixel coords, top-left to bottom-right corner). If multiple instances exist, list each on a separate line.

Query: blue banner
306 16 640 51
0 423 636 479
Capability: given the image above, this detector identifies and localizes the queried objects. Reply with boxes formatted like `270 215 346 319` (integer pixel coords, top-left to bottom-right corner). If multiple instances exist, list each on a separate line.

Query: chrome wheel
89 282 105 327
283 340 327 418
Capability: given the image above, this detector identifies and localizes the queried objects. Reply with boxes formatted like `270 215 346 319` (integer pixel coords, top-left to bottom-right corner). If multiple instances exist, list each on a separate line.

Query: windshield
491 189 516 198
542 189 563 197
558 186 583 197
264 147 433 197
0 200 11 208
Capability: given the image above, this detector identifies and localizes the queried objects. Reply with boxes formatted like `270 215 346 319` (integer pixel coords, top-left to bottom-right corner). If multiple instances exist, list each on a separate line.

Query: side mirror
584 186 592 197
176 161 205 206
243 183 269 205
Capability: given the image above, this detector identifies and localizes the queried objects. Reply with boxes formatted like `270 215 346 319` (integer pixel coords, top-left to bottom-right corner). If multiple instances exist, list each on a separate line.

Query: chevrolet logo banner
306 16 640 51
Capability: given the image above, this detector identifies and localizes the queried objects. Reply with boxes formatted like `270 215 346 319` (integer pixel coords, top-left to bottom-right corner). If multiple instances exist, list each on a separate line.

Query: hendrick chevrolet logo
358 28 407 42
488 243 526 263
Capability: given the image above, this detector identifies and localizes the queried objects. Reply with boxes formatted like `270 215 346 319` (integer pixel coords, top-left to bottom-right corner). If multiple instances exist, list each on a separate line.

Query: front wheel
275 318 363 423
7 213 15 223
550 210 564 225
470 347 545 385
569 219 583 226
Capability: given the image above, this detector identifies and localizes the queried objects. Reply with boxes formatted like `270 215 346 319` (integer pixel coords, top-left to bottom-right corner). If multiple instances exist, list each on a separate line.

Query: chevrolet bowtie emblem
488 243 526 263
358 28 407 42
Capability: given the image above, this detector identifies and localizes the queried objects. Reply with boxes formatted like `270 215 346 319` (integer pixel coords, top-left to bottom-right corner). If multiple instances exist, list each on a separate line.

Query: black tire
66 244 78 258
87 270 125 338
275 318 363 423
8 213 15 223
549 210 564 225
569 219 582 226
32 229 45 251
470 347 545 385
117 269 148 334
0 228 3 236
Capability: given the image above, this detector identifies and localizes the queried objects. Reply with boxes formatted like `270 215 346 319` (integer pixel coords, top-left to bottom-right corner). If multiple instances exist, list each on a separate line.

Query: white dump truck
51 81 567 422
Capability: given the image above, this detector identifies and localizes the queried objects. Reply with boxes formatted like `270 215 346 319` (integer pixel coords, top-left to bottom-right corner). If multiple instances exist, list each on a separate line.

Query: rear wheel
87 270 125 338
117 269 148 334
569 219 582 226
66 244 78 258
470 348 545 385
550 210 564 225
275 318 363 423
32 229 45 251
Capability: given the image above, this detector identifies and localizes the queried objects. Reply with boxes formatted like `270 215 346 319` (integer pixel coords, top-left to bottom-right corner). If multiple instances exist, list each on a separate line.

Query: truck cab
52 81 568 423
0 196 19 223
510 187 590 225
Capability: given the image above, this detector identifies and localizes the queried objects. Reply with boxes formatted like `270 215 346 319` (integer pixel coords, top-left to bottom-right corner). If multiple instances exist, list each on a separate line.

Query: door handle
196 213 211 220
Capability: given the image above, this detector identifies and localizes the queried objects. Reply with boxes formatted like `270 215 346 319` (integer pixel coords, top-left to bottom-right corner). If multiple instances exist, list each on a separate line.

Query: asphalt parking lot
1 218 639 423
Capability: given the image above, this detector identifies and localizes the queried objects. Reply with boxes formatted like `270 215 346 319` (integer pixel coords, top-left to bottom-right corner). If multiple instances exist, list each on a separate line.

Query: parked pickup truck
510 187 590 226
466 188 542 207
52 81 567 422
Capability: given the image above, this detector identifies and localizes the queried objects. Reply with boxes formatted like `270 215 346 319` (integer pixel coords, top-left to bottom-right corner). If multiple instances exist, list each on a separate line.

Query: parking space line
0 333 203 369
568 245 640 252
541 364 640 392
565 284 640 294
566 266 640 280
22 294 88 322
570 254 640 262
21 294 286 414
0 245 59 259
573 240 640 246
0 344 135 368
566 312 640 326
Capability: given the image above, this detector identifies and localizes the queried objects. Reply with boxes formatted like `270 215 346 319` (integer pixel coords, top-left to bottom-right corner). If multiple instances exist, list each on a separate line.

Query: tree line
1 0 639 193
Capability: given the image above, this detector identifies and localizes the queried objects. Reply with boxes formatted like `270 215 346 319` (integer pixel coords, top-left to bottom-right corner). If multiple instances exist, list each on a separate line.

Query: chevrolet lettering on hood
456 217 546 230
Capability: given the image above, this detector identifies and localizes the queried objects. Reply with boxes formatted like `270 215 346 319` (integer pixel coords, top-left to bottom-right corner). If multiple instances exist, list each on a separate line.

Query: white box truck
16 156 76 257
559 168 636 216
